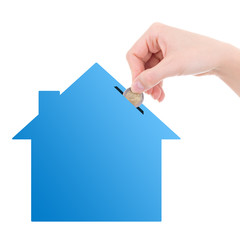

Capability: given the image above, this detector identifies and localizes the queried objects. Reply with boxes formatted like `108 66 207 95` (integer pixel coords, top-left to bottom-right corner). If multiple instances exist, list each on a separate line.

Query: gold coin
123 88 144 107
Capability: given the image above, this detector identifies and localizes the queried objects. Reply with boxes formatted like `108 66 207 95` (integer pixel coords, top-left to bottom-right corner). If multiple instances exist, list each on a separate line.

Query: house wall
30 121 162 221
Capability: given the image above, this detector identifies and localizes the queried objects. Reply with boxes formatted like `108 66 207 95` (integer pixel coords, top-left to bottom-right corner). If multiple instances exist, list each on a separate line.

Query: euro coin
123 88 144 107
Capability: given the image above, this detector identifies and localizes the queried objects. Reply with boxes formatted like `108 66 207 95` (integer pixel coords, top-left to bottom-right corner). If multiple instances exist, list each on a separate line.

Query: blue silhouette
13 63 179 221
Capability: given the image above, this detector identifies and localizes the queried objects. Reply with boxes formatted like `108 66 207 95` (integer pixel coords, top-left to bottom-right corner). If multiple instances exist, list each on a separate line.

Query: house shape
13 63 179 221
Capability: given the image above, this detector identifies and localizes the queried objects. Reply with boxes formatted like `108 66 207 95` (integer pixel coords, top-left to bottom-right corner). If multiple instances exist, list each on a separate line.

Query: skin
126 23 240 101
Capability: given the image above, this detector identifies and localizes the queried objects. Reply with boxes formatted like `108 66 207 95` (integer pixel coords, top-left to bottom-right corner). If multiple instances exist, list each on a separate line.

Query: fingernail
131 79 145 93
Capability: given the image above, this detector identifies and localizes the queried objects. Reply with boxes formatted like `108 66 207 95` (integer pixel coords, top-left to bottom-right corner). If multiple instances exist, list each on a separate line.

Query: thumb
131 57 176 93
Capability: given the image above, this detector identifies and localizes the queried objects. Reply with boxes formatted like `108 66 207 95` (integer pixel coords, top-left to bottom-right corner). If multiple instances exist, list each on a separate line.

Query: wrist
214 43 240 96
214 43 240 79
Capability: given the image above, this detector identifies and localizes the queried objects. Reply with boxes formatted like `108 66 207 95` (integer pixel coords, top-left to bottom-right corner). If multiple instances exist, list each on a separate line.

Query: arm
126 23 240 101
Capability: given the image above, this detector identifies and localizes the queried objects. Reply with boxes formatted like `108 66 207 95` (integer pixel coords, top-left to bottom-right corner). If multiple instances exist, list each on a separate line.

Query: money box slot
114 86 144 115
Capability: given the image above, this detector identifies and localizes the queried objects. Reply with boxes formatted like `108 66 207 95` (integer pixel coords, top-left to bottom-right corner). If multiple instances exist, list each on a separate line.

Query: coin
123 88 144 107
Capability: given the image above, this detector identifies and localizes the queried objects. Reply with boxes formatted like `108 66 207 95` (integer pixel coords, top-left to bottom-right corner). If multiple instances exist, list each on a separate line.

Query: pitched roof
13 63 179 140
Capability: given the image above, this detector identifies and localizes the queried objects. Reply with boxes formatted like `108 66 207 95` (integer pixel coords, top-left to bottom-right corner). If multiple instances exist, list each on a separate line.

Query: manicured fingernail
131 79 144 93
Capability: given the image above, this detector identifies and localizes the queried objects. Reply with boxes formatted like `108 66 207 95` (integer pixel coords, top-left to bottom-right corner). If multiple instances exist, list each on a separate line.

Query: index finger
126 32 152 81
126 26 161 81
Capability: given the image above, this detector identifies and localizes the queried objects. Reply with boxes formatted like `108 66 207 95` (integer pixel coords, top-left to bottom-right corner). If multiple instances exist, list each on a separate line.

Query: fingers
126 25 161 81
145 83 165 102
145 54 161 69
145 88 153 95
131 57 176 93
158 89 165 102
152 85 161 100
126 52 146 82
126 36 150 81
126 23 169 102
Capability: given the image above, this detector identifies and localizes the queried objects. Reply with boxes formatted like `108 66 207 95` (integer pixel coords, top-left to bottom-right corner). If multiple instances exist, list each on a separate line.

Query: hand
126 23 240 100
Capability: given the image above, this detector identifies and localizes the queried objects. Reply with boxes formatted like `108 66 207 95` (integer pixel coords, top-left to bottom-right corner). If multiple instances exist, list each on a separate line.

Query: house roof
13 63 179 140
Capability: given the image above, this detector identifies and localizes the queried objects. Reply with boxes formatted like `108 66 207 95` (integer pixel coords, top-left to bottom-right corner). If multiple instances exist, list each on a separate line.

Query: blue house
13 63 179 221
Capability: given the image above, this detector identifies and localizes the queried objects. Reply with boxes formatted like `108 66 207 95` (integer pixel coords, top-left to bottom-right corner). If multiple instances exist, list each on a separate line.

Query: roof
13 63 179 140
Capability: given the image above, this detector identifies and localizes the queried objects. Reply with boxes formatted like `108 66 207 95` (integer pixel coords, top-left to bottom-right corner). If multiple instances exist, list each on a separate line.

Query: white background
1 0 240 239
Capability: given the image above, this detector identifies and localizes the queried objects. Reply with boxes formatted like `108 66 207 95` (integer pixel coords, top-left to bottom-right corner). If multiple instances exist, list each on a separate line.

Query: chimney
39 91 60 115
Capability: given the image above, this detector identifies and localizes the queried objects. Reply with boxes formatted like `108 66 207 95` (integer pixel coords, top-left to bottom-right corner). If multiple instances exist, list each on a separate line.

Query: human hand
126 23 240 100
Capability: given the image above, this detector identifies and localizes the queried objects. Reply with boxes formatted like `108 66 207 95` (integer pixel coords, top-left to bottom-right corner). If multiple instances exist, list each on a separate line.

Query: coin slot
114 86 144 114
115 86 123 94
